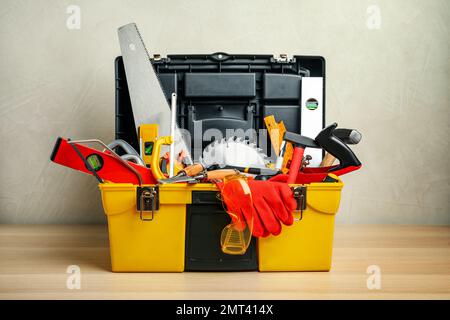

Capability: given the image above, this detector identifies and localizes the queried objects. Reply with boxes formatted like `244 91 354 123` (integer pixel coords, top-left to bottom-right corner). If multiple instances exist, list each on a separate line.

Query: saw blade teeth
200 138 270 168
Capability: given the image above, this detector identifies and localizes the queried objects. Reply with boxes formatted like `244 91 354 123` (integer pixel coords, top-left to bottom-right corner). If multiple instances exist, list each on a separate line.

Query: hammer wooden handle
320 152 336 167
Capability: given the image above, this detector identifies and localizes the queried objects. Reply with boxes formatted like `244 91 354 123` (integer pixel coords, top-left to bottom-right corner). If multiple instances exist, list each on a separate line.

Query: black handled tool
334 128 362 145
320 128 362 167
315 123 361 171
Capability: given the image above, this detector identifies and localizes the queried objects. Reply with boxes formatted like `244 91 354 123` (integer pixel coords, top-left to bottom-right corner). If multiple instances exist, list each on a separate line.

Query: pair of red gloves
216 178 297 238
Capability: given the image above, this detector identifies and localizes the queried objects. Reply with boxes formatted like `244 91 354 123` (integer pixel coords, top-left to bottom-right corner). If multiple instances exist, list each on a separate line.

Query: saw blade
200 137 269 168
117 23 193 164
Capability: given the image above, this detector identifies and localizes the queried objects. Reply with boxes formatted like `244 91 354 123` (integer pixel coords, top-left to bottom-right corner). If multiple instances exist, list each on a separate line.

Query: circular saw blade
200 137 269 168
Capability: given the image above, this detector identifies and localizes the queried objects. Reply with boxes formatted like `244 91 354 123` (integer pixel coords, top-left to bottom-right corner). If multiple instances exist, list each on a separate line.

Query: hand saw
117 23 193 165
50 137 156 185
264 115 293 174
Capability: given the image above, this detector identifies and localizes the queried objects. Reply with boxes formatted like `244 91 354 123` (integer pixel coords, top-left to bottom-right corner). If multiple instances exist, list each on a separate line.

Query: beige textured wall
0 0 448 224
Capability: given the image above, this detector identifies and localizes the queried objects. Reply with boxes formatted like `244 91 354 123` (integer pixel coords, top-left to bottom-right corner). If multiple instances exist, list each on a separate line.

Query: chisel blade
117 23 193 164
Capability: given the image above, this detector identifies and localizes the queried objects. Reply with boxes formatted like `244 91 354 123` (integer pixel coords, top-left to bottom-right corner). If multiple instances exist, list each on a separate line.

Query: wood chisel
117 23 193 165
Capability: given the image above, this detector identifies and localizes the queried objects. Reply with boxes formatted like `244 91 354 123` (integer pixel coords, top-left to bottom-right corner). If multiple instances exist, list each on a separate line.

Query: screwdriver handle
205 169 239 180
183 163 205 176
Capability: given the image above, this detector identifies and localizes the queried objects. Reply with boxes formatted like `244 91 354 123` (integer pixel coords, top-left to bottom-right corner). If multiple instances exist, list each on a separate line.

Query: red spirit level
50 137 156 185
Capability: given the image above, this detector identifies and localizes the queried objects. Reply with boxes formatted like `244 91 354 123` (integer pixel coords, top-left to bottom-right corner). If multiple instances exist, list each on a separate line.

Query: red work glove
216 179 297 237
250 180 296 236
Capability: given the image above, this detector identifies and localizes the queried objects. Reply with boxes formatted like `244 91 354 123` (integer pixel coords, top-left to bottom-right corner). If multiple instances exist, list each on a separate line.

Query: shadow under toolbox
111 53 342 272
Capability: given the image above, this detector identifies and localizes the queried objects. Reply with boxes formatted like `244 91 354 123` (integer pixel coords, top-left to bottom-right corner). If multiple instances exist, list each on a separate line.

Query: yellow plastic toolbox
99 182 218 272
99 183 190 272
99 178 343 272
258 180 343 271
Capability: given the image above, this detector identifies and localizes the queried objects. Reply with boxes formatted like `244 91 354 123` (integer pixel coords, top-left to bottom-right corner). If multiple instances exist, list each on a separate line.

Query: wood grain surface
0 225 448 299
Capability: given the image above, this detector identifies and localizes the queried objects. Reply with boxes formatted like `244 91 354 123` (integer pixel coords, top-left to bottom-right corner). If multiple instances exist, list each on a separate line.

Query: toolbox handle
68 139 143 186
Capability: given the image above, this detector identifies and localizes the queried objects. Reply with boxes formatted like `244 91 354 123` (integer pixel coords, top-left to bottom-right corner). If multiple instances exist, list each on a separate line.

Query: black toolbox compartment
115 53 325 271
186 191 258 271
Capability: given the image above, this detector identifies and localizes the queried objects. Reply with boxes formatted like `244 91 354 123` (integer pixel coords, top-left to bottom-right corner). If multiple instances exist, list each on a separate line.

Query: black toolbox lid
115 53 325 159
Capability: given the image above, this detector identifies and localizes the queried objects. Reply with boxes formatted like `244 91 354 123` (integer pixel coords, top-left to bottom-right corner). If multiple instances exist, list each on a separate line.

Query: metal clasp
272 54 295 63
292 186 307 221
137 186 159 221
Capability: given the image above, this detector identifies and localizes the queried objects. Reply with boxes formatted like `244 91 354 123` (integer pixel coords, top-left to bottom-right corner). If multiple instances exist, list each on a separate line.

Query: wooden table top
0 224 448 299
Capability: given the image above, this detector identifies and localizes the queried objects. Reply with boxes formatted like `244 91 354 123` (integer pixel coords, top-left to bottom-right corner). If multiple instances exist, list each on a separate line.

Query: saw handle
150 136 173 180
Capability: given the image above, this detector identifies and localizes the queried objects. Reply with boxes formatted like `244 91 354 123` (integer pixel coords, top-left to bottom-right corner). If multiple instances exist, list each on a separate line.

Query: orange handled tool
183 163 206 176
204 169 238 181
158 168 238 184
157 163 205 184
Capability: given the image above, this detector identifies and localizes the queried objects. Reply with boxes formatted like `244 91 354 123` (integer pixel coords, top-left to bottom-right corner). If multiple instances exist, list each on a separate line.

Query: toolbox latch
136 186 159 221
271 54 295 63
292 186 307 221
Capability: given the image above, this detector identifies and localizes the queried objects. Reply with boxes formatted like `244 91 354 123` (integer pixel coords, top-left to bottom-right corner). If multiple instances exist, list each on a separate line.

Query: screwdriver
158 169 238 184
158 163 206 184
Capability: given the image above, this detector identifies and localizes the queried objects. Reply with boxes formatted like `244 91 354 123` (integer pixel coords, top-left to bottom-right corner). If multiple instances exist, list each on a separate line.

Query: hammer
277 131 321 184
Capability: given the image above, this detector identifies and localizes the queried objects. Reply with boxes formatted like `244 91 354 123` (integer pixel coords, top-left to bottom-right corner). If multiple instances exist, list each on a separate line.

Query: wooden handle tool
205 169 239 181
319 152 336 167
